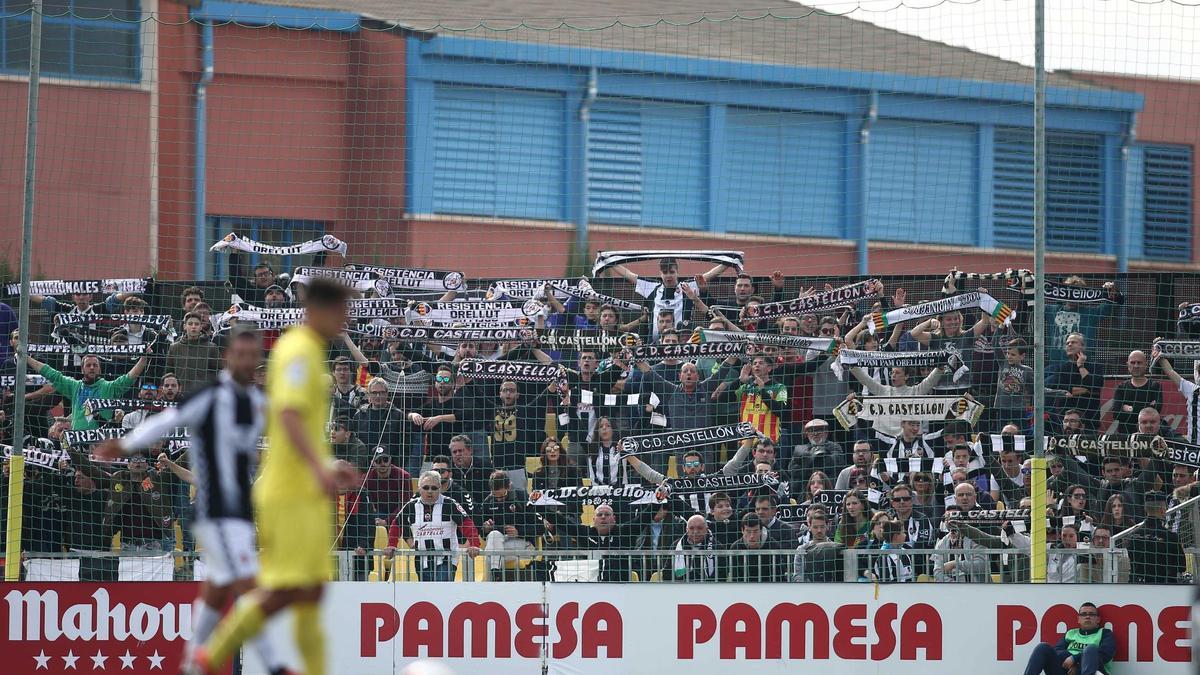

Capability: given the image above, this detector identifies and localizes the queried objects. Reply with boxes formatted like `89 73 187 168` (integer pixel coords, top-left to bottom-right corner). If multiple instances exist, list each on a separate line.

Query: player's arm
96 391 208 458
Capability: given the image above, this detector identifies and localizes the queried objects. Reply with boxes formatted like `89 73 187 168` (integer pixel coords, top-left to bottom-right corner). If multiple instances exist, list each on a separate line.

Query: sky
795 0 1200 80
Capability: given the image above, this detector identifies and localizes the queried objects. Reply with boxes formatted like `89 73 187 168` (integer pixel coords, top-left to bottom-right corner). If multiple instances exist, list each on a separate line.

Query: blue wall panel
722 108 843 237
431 86 564 220
1141 144 1193 261
587 99 706 229
866 120 976 245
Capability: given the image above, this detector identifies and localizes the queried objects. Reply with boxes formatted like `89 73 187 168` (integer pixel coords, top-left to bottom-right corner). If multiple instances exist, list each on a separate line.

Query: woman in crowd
529 436 582 491
584 417 630 486
800 470 833 505
835 489 873 548
1098 493 1136 533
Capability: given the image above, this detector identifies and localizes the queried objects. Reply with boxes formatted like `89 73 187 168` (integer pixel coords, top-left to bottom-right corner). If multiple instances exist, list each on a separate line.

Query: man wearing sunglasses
1022 602 1115 675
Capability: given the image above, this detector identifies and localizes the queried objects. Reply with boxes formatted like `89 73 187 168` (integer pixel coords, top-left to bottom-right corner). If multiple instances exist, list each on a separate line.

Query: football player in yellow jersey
194 278 359 675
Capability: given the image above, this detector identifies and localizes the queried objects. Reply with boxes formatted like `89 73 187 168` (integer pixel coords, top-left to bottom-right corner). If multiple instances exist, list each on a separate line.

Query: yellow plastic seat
916 574 933 583
666 455 679 479
525 456 543 476
649 570 663 582
630 571 639 582
581 504 595 527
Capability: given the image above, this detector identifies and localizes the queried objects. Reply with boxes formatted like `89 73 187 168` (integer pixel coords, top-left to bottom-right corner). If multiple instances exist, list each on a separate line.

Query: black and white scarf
211 232 347 257
832 395 985 430
212 304 305 331
877 434 940 460
1042 280 1118 305
674 532 718 579
457 359 564 383
53 314 175 345
1177 304 1200 332
1153 340 1200 364
874 456 948 477
28 343 149 357
618 422 758 458
528 484 660 507
487 278 575 301
82 398 177 419
6 278 148 296
356 325 531 344
693 329 840 356
2 442 70 473
591 250 744 276
344 264 465 293
1160 437 1200 469
663 472 780 495
750 280 879 323
868 291 1014 334
941 268 1033 294
290 266 387 296
62 426 189 447
0 374 47 387
629 341 743 363
537 329 628 351
491 278 641 312
831 347 966 382
347 298 408 320
973 434 1031 456
406 300 543 325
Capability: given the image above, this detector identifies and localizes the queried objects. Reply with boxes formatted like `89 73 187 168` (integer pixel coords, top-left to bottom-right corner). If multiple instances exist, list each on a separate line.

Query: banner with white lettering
619 422 758 458
751 280 879 323
527 484 661 508
5 278 149 296
291 266 387 296
662 472 780 496
457 359 564 383
344 264 465 292
406 300 542 325
0 583 1188 674
694 329 839 355
832 395 984 430
629 341 743 362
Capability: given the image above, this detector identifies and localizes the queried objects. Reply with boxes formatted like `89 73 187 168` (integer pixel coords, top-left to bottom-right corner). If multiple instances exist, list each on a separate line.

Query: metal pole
575 67 597 275
5 0 43 583
1029 0 1048 584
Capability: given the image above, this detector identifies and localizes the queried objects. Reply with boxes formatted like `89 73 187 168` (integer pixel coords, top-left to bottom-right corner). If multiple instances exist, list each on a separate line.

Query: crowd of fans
0 250 1195 585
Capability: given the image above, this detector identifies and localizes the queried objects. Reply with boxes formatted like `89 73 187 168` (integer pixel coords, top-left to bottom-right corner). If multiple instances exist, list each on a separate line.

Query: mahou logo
5 587 192 642
2 583 195 673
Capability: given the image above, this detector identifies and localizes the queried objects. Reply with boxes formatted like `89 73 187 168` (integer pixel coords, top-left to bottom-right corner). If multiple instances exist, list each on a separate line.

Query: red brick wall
0 82 151 279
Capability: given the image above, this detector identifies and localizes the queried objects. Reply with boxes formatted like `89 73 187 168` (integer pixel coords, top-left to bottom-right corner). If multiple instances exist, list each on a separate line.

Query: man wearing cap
788 418 844 493
1127 489 1184 583
1022 602 1116 675
363 449 412 529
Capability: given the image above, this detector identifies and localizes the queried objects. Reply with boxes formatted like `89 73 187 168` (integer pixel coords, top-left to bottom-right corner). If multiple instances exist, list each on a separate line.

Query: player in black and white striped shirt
385 470 480 581
97 327 288 675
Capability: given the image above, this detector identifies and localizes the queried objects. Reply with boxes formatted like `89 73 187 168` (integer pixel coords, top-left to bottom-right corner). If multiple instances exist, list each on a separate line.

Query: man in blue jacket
1023 602 1116 675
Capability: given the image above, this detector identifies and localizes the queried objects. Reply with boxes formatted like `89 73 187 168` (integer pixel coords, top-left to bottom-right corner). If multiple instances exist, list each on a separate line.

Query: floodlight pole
1030 0 1049 584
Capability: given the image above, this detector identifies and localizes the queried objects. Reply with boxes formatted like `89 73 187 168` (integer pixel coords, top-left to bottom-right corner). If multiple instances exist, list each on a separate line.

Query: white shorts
193 518 259 587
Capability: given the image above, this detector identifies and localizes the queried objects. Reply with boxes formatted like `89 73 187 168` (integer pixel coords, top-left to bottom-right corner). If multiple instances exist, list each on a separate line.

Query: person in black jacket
55 459 118 581
351 378 406 466
477 471 536 580
728 513 788 582
537 499 659 582
1128 490 1185 584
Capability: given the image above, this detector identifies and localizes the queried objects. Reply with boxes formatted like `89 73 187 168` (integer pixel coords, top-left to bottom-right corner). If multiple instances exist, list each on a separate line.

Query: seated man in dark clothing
728 513 788 582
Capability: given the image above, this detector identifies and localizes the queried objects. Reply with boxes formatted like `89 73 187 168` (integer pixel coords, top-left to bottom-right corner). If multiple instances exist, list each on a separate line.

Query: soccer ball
400 661 457 675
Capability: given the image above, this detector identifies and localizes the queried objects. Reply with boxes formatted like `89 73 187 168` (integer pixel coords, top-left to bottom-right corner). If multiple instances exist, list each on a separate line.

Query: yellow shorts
255 497 332 589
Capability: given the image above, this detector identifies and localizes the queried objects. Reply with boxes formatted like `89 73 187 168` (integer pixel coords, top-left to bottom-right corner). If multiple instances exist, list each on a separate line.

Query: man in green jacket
25 348 148 430
1023 602 1116 675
